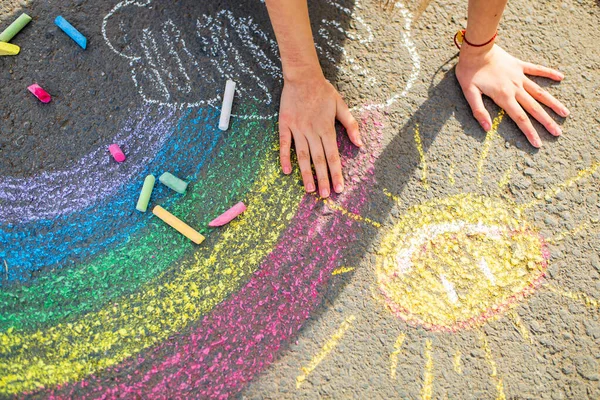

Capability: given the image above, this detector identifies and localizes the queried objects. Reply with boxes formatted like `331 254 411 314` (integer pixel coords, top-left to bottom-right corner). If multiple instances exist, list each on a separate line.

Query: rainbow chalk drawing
1 0 417 396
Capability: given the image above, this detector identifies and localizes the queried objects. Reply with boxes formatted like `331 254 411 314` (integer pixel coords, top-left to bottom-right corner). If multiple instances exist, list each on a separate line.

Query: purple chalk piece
108 144 126 163
209 202 247 227
27 84 51 103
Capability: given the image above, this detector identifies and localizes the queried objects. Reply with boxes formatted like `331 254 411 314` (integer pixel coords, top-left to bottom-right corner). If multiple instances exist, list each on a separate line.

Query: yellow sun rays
296 315 356 388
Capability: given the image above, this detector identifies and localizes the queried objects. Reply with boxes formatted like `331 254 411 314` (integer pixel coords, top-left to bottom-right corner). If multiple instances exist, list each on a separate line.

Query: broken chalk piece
54 16 87 49
159 172 188 194
136 175 155 212
0 13 32 42
152 205 205 244
218 79 236 131
108 144 126 163
0 41 20 56
27 84 51 103
209 201 247 227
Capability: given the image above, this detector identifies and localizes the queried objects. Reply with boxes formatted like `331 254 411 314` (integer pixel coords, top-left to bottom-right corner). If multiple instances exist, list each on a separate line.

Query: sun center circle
376 193 548 332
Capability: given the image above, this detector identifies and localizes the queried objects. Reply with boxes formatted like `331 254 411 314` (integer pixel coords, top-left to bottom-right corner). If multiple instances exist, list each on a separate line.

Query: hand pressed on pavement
278 74 362 198
456 43 570 148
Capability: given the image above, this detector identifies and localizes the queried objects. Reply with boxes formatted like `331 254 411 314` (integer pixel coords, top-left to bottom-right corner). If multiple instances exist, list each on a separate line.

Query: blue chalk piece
54 16 87 49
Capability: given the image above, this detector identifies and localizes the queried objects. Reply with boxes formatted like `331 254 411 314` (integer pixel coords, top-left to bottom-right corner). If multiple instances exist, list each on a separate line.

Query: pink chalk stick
27 84 51 103
209 201 246 227
108 144 126 163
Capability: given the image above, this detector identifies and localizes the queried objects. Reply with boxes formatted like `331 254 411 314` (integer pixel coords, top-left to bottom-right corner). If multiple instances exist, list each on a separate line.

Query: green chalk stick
159 172 188 194
136 175 155 212
0 13 32 43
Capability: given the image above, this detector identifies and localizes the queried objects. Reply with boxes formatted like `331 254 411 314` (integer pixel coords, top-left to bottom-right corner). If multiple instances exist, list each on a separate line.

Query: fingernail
283 166 291 174
306 183 315 192
534 139 542 148
560 108 570 117
334 183 344 193
482 121 491 131
321 188 330 198
558 72 565 79
554 126 562 136
357 139 364 147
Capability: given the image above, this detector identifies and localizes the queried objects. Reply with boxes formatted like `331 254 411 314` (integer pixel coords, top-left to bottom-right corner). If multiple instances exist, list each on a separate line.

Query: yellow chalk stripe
383 188 401 204
544 282 599 309
413 124 428 189
477 110 505 187
520 162 599 210
447 163 455 186
296 315 356 388
497 166 513 191
0 157 304 394
332 266 355 276
453 349 462 375
152 205 205 244
375 194 545 329
547 221 598 245
389 332 406 379
420 339 433 400
478 330 506 400
506 310 532 344
319 196 381 228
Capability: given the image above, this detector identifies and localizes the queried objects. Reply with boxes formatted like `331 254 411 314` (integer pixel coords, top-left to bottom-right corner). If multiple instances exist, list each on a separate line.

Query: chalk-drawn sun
294 110 600 398
376 193 548 332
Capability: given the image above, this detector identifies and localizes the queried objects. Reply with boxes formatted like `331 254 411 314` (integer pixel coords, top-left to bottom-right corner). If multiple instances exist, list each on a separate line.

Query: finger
306 134 331 198
336 94 363 147
292 133 316 193
500 97 542 148
523 78 570 118
463 86 492 131
521 61 564 82
321 128 344 194
279 123 293 174
516 89 562 137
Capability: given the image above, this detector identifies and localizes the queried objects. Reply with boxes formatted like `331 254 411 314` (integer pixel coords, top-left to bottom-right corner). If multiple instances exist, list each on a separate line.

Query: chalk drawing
102 0 420 116
296 315 356 388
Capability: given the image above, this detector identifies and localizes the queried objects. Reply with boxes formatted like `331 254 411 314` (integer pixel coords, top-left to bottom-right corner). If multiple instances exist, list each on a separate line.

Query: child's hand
278 73 361 197
456 44 570 147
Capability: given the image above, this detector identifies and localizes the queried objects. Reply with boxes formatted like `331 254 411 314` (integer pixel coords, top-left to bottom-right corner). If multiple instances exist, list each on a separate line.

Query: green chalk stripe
159 172 188 194
136 175 156 212
0 13 32 43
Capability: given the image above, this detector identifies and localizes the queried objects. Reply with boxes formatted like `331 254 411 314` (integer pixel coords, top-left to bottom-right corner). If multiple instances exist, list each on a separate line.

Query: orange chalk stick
152 205 205 244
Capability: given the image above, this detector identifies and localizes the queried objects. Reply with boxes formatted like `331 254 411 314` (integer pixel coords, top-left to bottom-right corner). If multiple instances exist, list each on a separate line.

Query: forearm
264 0 322 82
464 0 508 47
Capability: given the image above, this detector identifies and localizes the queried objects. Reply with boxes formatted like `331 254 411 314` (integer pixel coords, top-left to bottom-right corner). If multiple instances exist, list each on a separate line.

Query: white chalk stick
218 79 236 131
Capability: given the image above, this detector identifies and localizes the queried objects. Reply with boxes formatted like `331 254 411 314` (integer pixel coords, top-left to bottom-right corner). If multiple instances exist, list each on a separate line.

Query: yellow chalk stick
0 41 20 56
152 205 205 244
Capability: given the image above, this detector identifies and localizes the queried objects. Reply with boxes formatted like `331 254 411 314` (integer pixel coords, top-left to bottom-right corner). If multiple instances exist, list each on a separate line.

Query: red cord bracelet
453 29 497 49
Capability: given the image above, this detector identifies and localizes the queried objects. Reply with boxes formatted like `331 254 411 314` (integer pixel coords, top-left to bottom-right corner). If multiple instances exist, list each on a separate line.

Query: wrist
282 63 325 84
